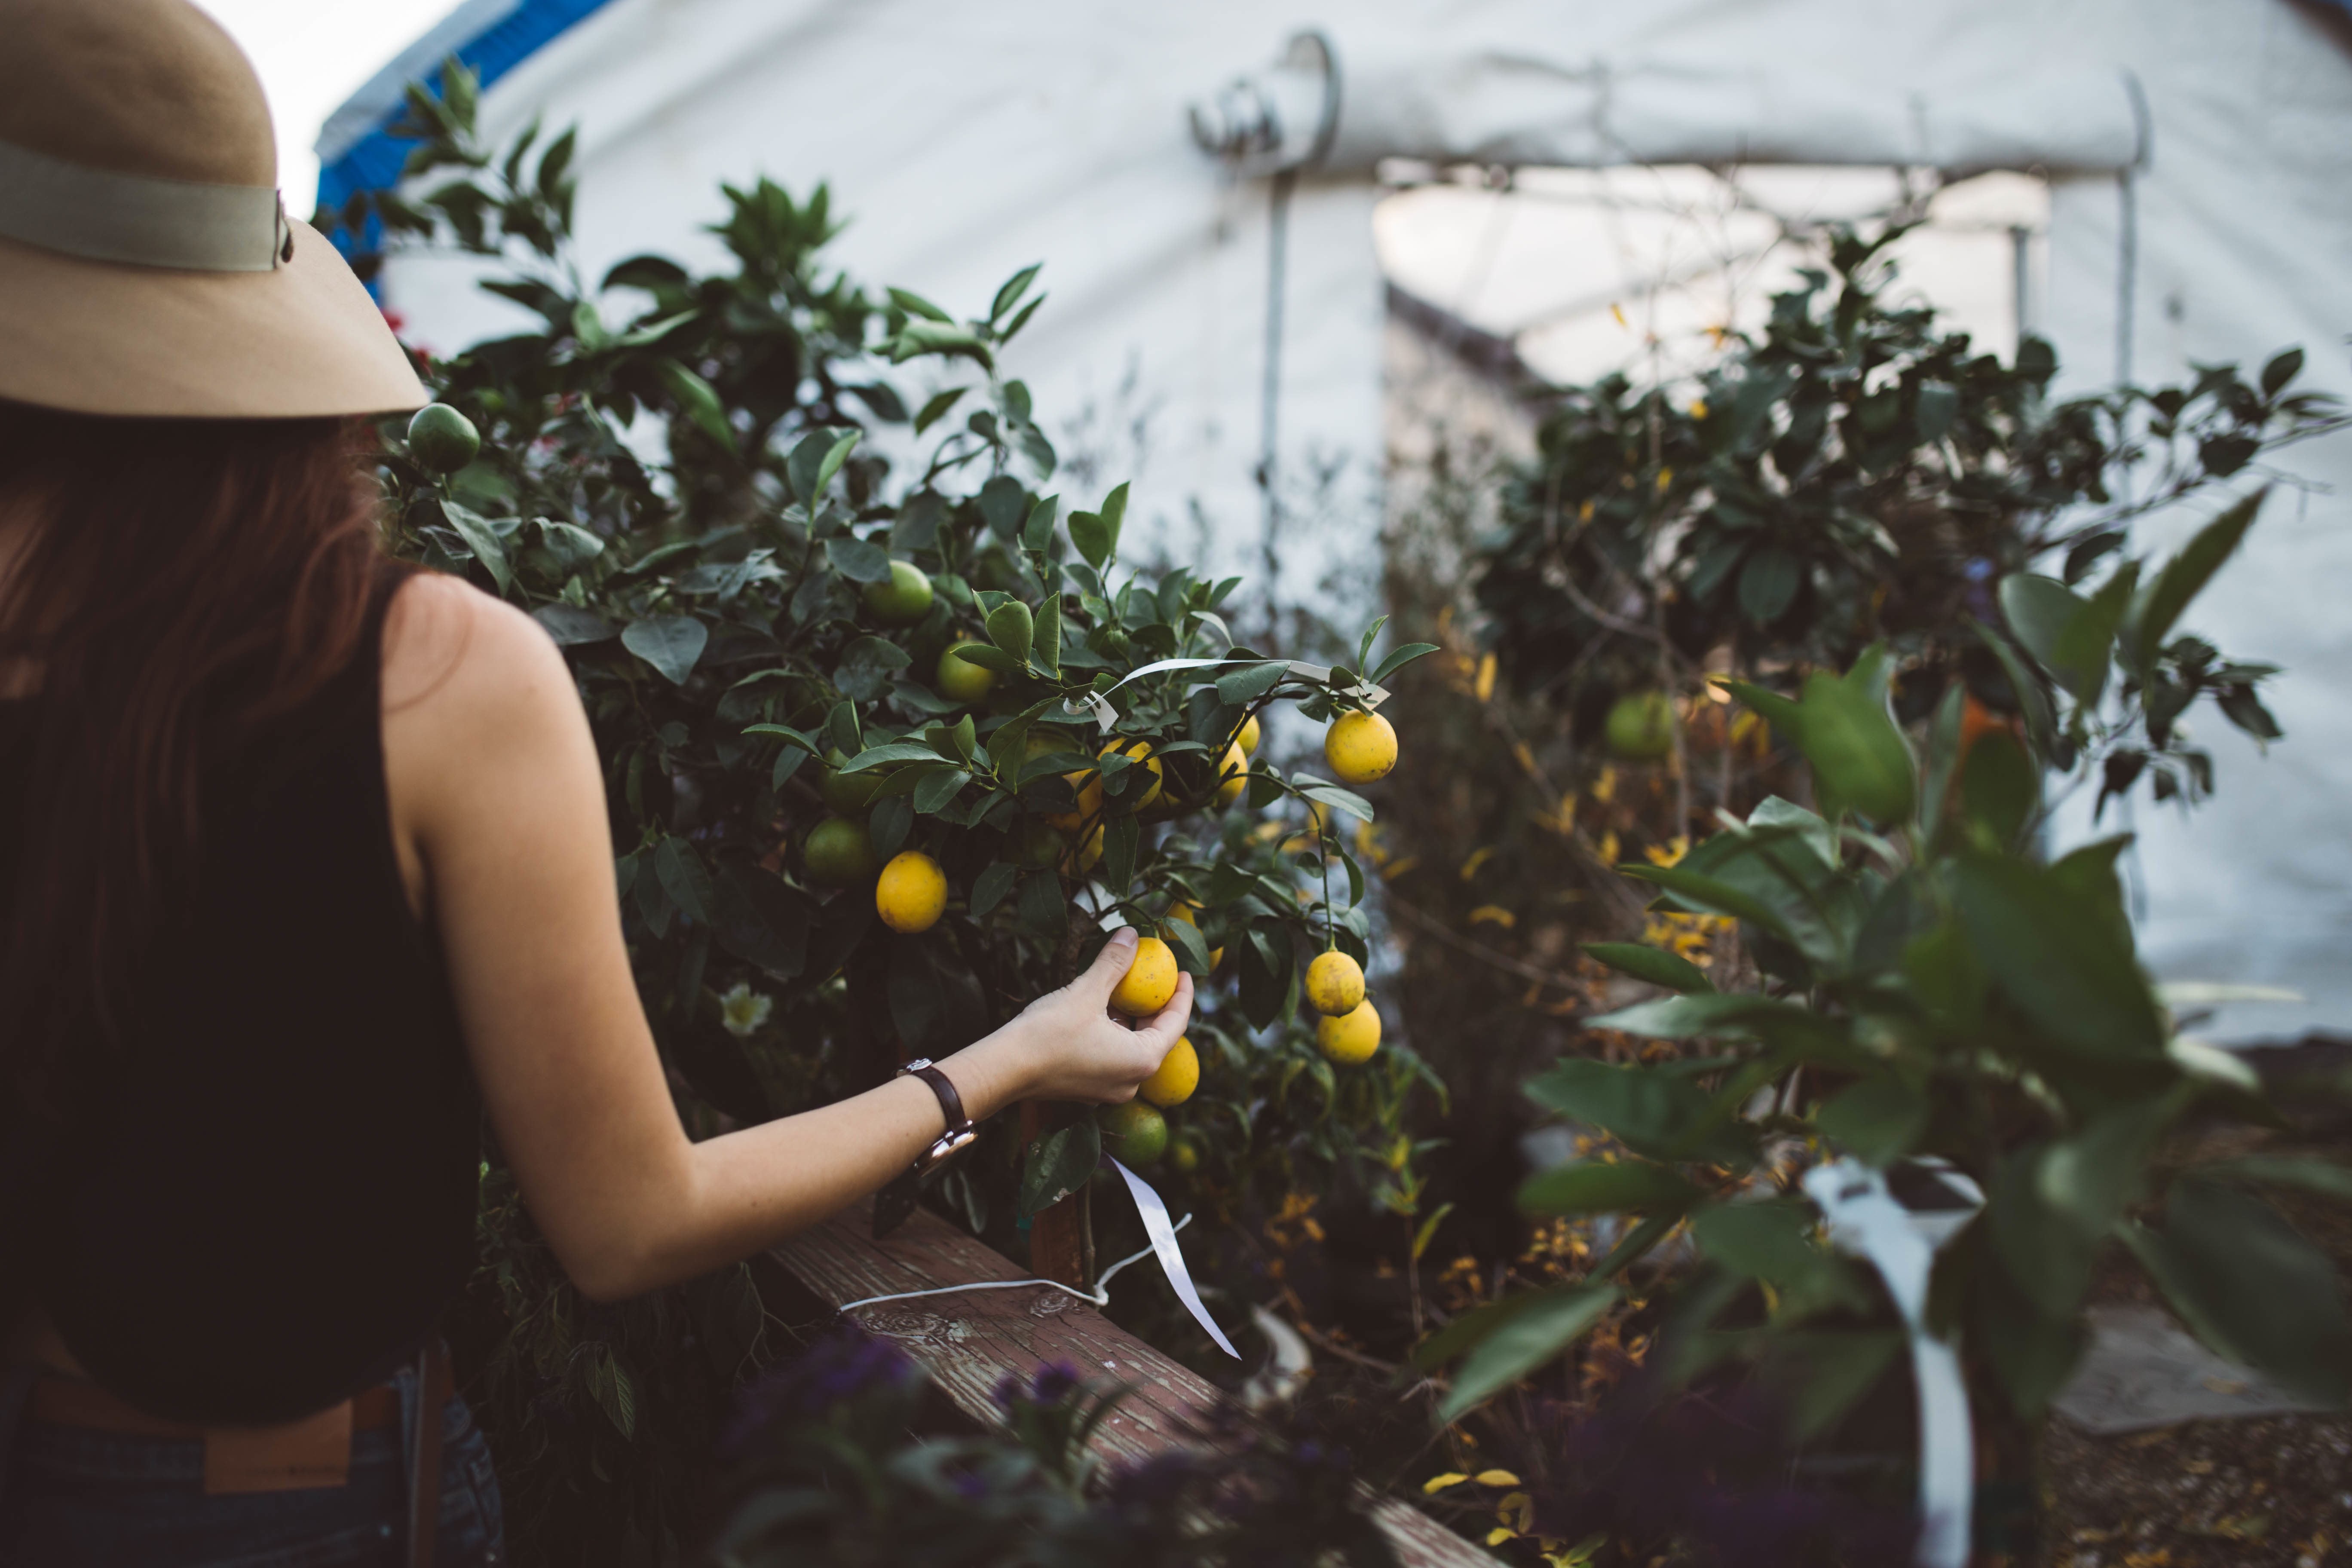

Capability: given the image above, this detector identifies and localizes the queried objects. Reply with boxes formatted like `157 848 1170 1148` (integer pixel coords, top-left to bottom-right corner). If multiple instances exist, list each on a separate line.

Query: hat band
0 136 288 273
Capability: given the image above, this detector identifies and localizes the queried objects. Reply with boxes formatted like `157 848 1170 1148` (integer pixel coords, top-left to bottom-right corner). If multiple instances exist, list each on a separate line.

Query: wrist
945 1018 1042 1121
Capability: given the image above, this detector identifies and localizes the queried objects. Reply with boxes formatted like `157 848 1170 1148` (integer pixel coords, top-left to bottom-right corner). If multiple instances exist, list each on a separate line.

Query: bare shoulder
383 569 574 724
380 568 591 819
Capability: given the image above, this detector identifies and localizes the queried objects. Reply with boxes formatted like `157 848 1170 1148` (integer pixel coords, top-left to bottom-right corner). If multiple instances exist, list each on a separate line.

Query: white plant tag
1108 1155 1240 1357
1802 1158 1982 1568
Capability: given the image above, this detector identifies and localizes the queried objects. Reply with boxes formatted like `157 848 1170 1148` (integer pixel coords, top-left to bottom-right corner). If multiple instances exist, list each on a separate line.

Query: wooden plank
769 1197 1494 1568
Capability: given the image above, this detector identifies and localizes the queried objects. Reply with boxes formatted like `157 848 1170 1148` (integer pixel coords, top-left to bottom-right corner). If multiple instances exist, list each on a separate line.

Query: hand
998 927 1194 1104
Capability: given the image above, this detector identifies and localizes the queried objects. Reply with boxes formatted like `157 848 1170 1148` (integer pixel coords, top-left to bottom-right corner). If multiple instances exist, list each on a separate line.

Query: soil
2040 1039 2352 1568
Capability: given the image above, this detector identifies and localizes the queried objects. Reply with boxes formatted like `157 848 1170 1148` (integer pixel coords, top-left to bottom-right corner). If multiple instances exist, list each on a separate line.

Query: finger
1082 926 1141 997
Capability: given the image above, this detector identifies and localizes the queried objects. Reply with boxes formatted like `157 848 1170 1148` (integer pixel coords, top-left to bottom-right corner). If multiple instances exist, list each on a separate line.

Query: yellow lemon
875 850 947 933
1317 999 1382 1064
1237 713 1262 756
1324 710 1397 784
1169 1133 1202 1173
937 638 996 703
1110 935 1179 1017
1213 742 1248 807
1304 950 1366 1017
1100 738 1163 809
1139 1036 1199 1107
1060 823 1104 876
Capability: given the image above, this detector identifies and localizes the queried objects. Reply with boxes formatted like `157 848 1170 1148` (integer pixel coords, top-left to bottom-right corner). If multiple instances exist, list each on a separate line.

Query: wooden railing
757 1196 1494 1568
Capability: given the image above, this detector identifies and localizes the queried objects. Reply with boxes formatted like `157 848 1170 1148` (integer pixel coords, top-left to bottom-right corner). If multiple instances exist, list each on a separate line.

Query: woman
0 2 1191 1564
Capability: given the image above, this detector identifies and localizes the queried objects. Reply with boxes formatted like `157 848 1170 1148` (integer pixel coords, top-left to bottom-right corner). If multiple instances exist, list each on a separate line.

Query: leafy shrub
1421 490 2352 1559
334 64 1438 1564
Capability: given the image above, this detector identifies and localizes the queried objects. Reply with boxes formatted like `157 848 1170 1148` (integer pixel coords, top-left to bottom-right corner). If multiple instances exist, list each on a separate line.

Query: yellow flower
1643 836 1690 868
1468 905 1516 928
1475 651 1498 703
1689 399 1709 419
1459 846 1498 882
1597 830 1620 866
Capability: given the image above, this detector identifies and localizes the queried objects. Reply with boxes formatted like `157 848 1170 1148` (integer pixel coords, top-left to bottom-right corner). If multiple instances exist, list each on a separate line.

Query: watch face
900 1057 935 1074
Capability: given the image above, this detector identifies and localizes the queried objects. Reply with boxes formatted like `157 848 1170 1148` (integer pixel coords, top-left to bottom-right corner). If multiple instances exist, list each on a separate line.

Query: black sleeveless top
1 574 481 1424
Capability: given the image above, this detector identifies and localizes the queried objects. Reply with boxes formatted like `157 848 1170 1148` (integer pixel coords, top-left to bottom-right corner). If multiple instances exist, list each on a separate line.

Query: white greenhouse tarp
356 0 2352 1043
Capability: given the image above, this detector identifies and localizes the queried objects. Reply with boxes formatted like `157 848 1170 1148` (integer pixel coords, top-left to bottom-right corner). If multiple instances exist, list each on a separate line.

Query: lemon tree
337 61 1442 1561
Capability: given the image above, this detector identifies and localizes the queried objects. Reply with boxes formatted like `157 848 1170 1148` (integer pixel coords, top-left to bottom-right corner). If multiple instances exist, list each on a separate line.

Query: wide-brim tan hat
0 0 426 418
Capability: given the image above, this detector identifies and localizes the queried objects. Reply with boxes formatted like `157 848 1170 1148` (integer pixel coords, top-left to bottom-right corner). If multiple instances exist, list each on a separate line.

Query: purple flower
719 1325 915 1459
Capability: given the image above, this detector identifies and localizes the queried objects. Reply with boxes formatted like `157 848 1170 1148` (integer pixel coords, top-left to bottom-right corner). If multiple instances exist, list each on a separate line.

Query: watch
896 1058 977 1176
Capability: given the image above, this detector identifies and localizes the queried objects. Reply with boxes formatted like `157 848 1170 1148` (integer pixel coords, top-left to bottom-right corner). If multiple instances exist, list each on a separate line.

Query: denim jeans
0 1357 504 1567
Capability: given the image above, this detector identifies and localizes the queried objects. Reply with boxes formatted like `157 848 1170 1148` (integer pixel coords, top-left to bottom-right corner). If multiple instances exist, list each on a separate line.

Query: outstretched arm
381 573 1190 1302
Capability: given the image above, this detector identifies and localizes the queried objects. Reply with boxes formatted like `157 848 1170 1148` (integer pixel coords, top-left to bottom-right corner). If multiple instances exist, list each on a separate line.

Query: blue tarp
312 0 617 249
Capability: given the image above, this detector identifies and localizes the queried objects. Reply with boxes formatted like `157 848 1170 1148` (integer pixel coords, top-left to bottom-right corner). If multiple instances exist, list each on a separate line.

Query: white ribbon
1801 1158 1983 1568
841 1158 1240 1360
1060 655 1388 734
1107 1155 1240 1357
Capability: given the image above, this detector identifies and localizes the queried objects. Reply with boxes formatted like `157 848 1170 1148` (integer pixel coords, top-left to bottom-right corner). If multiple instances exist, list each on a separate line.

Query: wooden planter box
753 1197 1493 1568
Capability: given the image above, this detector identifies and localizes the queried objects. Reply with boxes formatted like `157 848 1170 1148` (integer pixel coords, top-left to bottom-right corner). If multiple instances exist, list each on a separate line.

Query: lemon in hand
1109 935 1178 1017
875 850 947 932
1317 999 1382 1064
1304 950 1365 1017
1139 1036 1198 1107
1323 710 1397 784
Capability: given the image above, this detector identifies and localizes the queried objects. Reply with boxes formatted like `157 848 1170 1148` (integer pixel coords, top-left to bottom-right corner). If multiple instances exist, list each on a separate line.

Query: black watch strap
896 1057 976 1176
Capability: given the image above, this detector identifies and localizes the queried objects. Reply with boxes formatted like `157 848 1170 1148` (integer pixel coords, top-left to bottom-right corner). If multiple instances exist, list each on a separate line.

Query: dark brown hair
0 398 398 1114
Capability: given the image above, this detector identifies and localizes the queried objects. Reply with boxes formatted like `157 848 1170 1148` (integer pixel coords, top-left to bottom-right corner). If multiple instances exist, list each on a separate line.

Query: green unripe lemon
803 816 878 886
1605 690 1678 761
937 639 996 703
1097 1101 1169 1167
821 749 884 812
407 403 481 474
861 560 935 626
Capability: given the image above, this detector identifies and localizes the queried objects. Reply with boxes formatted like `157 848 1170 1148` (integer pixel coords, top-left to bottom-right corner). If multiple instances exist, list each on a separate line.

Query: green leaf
1616 864 1794 942
2127 1177 2352 1403
813 428 861 499
2125 489 2266 668
887 286 953 322
1019 1119 1102 1216
970 861 1019 919
1297 783 1375 823
1033 597 1061 676
1518 1159 1700 1216
2205 1155 2352 1204
1581 942 1714 993
656 360 734 450
1099 481 1129 558
1068 509 1111 570
621 615 708 685
1215 661 1289 706
438 500 512 592
1523 1058 1711 1162
532 603 615 645
1016 869 1067 940
652 836 713 925
824 536 892 583
1792 649 1915 824
1369 642 1441 683
1958 731 2037 846
986 599 1035 662
1814 1076 1927 1167
990 263 1043 322
914 387 968 435
1438 1284 1620 1421
1998 575 2087 676
1021 493 1059 553
1951 853 2165 1060
912 769 969 815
